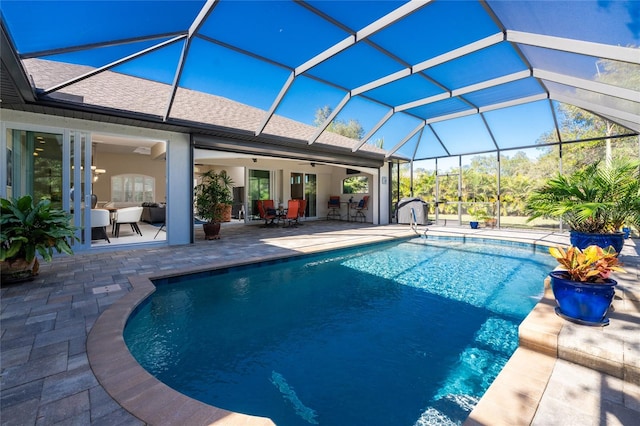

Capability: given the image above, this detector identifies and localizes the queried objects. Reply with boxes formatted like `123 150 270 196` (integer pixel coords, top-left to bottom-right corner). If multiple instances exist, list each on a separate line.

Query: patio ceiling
1 0 638 162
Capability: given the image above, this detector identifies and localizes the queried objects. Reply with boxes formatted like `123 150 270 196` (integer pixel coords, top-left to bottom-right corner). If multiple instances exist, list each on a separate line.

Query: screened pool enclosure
1 0 638 229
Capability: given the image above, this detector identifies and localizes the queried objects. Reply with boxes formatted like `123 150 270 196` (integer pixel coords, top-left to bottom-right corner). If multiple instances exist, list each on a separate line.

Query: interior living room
89 133 167 247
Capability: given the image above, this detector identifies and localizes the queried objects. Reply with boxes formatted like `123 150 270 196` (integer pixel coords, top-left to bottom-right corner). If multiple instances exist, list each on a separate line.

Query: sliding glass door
248 169 272 220
3 126 92 250
290 172 316 218
70 131 92 250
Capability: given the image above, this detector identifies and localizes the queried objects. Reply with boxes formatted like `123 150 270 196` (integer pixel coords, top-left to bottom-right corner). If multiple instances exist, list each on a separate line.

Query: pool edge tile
87 269 276 426
464 348 556 426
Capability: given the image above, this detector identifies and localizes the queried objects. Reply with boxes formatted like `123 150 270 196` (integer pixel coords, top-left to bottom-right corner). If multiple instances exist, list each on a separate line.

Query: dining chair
90 209 111 243
113 206 143 237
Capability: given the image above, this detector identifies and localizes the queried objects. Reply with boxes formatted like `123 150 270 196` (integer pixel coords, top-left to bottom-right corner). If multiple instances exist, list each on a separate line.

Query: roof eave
0 18 36 103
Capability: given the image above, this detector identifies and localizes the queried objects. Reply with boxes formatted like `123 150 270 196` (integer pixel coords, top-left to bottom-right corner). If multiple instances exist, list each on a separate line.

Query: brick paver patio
1 222 638 425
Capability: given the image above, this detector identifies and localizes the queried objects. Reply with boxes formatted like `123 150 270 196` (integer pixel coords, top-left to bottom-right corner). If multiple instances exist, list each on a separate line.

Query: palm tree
525 159 640 233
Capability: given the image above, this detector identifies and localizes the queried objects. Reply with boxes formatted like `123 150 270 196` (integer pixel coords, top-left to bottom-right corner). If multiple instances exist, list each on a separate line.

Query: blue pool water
124 238 556 425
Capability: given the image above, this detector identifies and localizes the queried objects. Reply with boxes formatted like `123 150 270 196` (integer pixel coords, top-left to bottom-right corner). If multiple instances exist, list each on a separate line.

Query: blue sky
2 0 635 159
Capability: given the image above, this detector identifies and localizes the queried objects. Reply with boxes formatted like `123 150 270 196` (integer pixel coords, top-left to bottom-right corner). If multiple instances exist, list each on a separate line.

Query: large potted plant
1 195 78 282
525 159 640 252
194 170 234 240
548 245 625 326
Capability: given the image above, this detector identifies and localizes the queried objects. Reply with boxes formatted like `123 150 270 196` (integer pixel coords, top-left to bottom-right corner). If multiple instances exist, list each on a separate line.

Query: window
342 176 368 194
111 174 155 203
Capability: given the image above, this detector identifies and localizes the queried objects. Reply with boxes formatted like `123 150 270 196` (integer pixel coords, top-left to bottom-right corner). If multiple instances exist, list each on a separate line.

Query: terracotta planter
217 204 232 223
203 222 222 240
1 258 38 283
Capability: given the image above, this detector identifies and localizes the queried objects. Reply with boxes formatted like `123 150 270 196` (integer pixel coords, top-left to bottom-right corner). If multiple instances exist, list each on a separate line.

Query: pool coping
87 228 639 425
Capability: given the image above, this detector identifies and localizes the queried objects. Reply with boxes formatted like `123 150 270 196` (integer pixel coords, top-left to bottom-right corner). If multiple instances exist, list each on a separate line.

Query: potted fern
194 170 234 240
1 195 78 282
548 245 625 326
525 159 640 252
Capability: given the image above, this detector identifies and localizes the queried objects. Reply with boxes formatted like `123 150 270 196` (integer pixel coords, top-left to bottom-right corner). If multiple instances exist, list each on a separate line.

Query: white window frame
111 174 155 203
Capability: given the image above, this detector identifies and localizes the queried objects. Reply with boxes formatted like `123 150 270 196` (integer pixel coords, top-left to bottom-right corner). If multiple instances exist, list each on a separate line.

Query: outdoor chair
327 196 341 220
90 208 111 243
352 195 369 223
113 206 143 237
296 199 307 225
283 200 300 228
257 200 278 226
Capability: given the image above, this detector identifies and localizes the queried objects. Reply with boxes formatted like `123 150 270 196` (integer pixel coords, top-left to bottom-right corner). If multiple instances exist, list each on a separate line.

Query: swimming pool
124 238 556 425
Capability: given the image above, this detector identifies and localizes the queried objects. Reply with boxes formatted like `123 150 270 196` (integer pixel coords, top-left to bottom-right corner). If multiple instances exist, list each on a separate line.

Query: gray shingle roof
22 59 387 157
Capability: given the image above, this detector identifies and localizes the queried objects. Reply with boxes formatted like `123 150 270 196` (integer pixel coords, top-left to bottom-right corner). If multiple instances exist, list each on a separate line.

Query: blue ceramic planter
622 227 630 239
549 270 617 326
569 230 625 254
470 221 479 229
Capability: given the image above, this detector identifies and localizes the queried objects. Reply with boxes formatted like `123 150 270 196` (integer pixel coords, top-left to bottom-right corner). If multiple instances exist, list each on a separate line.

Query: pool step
519 276 640 384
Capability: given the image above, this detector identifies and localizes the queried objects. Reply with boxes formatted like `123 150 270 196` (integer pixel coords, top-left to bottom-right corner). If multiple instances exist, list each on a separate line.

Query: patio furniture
351 196 369 223
283 200 300 228
257 200 278 226
327 196 341 220
296 199 307 225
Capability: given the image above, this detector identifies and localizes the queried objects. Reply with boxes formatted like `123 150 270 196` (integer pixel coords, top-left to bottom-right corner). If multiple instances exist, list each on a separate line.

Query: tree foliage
342 176 369 194
314 106 364 140
389 60 639 225
525 160 640 233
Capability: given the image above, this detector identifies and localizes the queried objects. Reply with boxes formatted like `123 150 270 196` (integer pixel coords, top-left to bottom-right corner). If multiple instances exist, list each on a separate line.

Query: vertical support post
496 150 501 228
559 142 564 233
458 155 462 225
410 159 414 197
435 158 439 225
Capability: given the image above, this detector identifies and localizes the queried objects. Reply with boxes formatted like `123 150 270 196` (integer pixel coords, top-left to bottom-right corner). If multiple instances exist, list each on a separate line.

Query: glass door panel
305 173 316 217
70 131 92 250
4 129 64 203
290 172 317 218
290 172 303 199
248 169 271 220
33 133 64 208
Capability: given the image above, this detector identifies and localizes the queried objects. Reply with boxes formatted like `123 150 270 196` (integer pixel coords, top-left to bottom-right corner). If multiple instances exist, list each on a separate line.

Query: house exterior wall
2 108 390 253
328 168 378 223
379 165 390 225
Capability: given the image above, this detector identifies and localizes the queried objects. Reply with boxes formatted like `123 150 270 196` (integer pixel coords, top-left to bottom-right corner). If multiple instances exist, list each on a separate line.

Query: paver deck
1 221 638 425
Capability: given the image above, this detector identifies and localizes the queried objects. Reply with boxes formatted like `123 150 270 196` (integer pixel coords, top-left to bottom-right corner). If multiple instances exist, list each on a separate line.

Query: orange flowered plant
549 245 626 283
